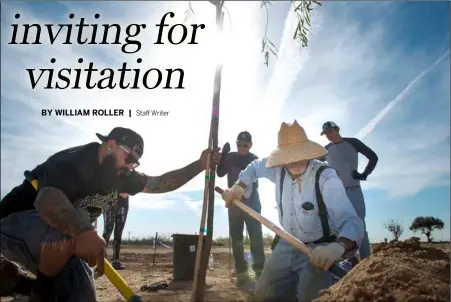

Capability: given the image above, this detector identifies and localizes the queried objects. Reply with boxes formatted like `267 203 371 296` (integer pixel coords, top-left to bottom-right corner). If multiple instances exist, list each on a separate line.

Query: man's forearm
144 159 203 193
34 187 93 237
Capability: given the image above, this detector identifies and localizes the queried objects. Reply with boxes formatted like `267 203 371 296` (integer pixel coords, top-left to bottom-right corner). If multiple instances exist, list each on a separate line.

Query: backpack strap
279 166 286 218
315 165 336 242
272 167 286 250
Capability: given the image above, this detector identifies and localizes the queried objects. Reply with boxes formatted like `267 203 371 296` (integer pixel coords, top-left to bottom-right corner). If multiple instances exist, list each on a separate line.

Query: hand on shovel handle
214 186 347 279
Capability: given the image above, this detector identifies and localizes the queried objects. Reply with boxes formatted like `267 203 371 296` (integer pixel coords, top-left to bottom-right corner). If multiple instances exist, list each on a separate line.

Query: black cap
320 121 339 135
96 127 144 159
236 131 252 143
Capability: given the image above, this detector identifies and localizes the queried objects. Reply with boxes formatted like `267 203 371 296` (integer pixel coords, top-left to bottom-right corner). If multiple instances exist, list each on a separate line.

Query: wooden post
228 235 232 279
152 232 158 267
191 2 225 301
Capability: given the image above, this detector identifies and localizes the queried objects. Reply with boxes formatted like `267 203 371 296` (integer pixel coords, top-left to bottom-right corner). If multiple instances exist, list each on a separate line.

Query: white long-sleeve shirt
238 158 364 246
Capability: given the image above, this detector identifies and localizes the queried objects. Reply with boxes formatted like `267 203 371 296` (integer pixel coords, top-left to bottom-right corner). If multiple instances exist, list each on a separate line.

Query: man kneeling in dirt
0 127 220 302
220 121 364 301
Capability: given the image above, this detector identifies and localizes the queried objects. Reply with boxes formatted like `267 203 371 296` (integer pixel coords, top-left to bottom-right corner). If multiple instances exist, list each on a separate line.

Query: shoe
236 273 252 287
236 276 255 294
112 261 125 270
28 289 44 302
14 274 35 296
0 257 30 297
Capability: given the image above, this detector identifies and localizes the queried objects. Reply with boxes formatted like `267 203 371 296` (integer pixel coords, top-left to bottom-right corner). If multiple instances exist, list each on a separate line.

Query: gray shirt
321 138 378 188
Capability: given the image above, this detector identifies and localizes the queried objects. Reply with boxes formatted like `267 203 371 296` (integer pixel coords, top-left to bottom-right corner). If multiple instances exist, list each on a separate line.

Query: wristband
75 225 95 237
234 180 247 190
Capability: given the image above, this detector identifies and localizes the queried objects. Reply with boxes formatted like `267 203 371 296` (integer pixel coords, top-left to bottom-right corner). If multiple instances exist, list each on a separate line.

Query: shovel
24 171 142 302
214 186 347 279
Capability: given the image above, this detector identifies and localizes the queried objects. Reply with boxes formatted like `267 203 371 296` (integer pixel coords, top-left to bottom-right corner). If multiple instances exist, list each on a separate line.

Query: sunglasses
237 143 249 148
118 145 140 168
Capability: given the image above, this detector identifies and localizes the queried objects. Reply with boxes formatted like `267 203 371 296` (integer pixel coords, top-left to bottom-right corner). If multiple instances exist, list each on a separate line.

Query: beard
99 153 129 192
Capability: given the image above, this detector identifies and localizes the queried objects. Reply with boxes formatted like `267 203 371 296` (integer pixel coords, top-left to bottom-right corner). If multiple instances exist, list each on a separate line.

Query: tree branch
260 0 322 66
183 1 196 24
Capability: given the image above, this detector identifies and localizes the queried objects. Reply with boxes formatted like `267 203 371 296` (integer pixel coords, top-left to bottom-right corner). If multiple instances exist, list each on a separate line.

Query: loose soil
315 239 450 302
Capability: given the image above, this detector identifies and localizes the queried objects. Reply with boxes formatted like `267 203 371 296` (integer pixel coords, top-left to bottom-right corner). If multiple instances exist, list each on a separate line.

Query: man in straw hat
320 121 378 261
220 120 364 301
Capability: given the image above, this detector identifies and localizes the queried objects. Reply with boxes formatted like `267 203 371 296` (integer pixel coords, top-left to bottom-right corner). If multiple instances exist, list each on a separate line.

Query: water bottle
208 253 214 270
245 252 253 274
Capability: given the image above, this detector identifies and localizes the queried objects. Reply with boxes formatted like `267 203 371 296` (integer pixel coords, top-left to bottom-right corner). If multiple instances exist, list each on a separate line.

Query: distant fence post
152 232 158 267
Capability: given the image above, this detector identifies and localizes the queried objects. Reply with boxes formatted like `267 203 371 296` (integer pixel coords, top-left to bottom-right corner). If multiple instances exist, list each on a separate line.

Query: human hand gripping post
214 186 348 279
24 171 142 302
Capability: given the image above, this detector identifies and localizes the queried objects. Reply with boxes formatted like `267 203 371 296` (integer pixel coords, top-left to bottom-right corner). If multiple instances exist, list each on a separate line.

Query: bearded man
0 127 221 302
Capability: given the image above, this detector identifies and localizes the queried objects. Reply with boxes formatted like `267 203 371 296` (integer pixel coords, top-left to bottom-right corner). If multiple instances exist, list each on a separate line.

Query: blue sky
1 1 449 243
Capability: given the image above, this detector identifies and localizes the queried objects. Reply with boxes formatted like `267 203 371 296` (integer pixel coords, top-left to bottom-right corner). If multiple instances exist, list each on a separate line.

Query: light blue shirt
238 158 364 246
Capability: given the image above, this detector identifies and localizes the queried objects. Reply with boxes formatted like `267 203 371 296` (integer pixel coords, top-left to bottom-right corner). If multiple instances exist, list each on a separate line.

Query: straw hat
266 120 328 168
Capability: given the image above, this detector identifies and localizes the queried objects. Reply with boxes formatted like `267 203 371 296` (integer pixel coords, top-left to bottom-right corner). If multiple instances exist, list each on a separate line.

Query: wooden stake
191 2 225 301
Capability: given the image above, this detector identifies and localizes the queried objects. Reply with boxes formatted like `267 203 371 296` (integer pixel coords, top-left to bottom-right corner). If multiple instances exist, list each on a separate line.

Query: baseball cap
236 131 252 143
96 127 144 161
320 121 339 135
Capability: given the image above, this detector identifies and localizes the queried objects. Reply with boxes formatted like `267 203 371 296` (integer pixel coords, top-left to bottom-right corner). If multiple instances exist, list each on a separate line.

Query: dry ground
2 242 450 302
2 245 272 302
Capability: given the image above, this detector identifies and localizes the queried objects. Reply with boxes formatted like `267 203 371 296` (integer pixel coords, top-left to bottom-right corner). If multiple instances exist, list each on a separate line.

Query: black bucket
171 234 205 281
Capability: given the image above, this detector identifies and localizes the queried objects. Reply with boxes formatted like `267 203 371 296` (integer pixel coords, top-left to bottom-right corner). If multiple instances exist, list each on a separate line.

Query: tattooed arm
142 159 204 193
123 149 221 195
34 187 94 237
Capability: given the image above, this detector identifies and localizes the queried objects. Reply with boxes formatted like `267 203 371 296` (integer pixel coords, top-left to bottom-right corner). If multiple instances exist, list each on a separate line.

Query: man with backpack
217 131 265 287
220 120 364 301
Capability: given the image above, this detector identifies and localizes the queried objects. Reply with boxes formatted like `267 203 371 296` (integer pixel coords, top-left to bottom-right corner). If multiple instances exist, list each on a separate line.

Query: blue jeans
229 190 265 276
345 186 370 258
0 210 96 301
252 239 333 302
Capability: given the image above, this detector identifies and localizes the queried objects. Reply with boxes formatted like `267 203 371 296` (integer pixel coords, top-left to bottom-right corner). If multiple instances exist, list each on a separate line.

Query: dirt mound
315 241 450 302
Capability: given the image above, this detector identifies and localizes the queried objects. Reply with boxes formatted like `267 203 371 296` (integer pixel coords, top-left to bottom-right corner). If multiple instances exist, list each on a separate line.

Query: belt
303 235 337 245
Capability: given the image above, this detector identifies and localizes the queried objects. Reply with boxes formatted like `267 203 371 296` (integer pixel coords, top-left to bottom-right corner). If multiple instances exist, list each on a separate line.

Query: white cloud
355 50 451 141
2 2 449 240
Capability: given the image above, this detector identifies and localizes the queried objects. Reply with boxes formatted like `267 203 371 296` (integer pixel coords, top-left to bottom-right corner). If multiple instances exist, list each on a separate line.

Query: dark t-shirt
0 142 146 222
217 152 258 188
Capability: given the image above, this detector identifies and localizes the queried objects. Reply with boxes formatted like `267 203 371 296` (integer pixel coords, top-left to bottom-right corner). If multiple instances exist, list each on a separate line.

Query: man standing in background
320 121 378 260
103 194 129 270
217 131 265 287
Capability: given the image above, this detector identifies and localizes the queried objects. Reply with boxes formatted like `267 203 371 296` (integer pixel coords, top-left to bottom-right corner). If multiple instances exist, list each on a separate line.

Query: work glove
221 183 245 208
309 242 345 271
352 170 367 181
222 142 231 155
